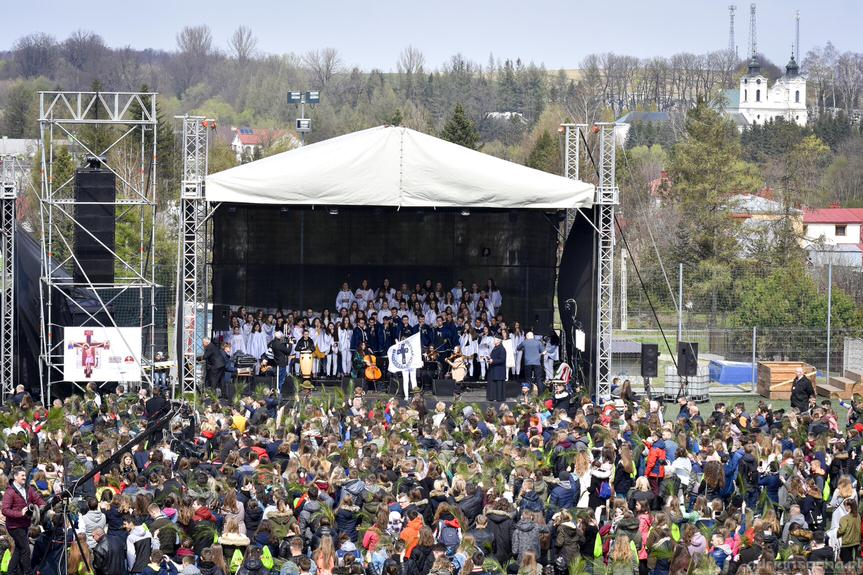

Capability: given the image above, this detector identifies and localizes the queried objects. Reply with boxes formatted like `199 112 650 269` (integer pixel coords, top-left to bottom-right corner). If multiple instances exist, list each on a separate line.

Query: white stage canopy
206 125 594 209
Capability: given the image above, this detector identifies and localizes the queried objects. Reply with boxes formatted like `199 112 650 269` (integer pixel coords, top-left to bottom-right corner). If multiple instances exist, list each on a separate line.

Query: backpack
438 522 461 549
597 481 612 500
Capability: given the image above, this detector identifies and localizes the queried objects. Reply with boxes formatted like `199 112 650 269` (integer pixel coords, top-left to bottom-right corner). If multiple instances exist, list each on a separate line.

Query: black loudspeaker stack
74 168 116 285
641 344 658 378
213 304 230 331
676 342 699 377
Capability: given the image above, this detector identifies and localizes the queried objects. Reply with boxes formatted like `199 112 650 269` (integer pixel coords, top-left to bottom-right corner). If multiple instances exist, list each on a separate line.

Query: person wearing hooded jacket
456 483 483 526
485 501 515 564
399 509 424 558
124 514 153 575
237 547 270 575
78 497 107 550
511 510 544 562
334 495 361 543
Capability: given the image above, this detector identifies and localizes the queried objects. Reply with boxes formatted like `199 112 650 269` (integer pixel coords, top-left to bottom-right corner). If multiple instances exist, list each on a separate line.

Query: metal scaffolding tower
0 156 16 402
594 123 618 402
38 91 158 402
176 116 212 401
560 124 617 401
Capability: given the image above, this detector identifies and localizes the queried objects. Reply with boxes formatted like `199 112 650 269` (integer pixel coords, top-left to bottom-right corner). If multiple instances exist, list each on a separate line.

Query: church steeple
785 52 799 77
747 55 762 76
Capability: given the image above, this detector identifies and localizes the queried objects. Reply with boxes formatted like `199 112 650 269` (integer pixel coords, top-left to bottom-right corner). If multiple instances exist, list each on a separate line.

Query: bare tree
63 30 106 70
13 32 58 78
303 47 342 87
803 43 838 112
229 25 257 63
397 45 425 75
173 25 213 94
835 51 863 115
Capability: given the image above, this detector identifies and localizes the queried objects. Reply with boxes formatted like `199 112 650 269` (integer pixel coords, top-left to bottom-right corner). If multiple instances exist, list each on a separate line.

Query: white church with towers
728 53 808 127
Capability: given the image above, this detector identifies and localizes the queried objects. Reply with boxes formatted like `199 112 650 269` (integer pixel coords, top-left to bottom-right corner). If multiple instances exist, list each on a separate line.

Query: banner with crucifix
63 327 142 382
387 332 425 373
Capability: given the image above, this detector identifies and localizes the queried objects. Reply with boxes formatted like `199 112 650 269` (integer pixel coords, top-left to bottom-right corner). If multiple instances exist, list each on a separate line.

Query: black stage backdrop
211 206 562 329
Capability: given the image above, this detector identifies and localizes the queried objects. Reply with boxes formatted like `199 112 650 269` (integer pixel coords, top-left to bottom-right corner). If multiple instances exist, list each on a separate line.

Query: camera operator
2 467 46 575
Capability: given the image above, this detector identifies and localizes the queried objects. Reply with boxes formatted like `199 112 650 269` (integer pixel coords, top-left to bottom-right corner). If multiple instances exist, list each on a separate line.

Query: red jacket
645 444 666 479
2 484 46 530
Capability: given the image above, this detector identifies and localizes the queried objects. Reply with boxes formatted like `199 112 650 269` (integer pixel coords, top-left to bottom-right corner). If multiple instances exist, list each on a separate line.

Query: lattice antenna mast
749 3 757 59
728 5 737 57
795 10 800 62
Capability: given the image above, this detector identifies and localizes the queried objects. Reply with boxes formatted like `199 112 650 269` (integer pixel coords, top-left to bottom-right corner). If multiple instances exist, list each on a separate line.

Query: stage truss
176 116 214 402
38 91 158 402
0 156 16 402
561 123 618 401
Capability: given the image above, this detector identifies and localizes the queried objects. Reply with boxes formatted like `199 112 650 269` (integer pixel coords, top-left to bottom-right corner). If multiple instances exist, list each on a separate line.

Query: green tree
0 77 51 138
526 130 561 174
731 262 863 361
440 103 480 150
669 101 760 263
668 100 761 319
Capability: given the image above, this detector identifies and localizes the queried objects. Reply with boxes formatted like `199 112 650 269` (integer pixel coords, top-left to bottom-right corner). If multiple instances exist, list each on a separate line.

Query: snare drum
299 351 314 378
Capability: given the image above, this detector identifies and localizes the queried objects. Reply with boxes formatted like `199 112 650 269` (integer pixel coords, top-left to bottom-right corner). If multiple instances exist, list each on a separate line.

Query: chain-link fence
616 259 863 392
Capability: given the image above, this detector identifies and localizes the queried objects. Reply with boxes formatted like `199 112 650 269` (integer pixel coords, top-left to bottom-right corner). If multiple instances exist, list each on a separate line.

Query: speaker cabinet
74 168 116 285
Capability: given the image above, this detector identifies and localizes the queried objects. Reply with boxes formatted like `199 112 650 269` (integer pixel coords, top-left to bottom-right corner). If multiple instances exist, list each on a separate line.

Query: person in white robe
337 318 353 377
459 328 478 379
247 322 268 373
323 324 338 377
477 326 494 380
355 279 374 311
335 282 355 314
511 323 525 379
229 326 246 356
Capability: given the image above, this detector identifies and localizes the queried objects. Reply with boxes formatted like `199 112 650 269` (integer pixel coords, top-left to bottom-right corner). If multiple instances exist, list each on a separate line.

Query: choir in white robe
247 331 268 372
337 327 353 375
335 289 355 313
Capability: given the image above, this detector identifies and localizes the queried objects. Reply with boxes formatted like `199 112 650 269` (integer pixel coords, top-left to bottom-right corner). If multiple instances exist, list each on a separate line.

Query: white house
230 127 291 161
803 208 863 267
727 55 807 127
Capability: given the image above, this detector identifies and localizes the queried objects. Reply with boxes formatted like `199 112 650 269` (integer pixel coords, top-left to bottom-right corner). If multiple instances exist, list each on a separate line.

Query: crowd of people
0 364 861 575
205 278 560 400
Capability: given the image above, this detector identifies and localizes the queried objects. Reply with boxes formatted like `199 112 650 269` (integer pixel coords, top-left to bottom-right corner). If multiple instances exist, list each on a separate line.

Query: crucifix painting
71 330 110 378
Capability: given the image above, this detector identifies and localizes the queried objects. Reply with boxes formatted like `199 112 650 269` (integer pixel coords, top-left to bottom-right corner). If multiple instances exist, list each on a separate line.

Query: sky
2 0 860 70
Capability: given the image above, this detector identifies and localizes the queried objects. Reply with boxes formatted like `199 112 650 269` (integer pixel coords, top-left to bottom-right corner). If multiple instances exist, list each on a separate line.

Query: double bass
364 352 382 382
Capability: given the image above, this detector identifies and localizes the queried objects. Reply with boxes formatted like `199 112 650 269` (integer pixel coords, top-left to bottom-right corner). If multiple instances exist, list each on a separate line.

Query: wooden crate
757 361 816 400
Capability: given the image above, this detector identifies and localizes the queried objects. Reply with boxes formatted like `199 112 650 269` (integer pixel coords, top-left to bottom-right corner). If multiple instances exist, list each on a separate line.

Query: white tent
206 125 594 209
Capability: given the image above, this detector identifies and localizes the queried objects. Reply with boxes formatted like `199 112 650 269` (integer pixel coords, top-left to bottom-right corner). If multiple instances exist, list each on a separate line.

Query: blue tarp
709 359 756 385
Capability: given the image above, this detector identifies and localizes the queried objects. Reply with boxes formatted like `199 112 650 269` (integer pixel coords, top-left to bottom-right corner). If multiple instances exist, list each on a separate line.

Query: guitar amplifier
235 354 257 368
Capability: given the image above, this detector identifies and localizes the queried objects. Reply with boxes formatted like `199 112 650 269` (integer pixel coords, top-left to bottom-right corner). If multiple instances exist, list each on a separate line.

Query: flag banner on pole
388 333 424 373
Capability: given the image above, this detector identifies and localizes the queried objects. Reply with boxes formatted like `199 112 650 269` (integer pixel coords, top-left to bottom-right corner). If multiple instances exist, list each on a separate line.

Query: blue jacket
549 478 579 510
517 339 543 366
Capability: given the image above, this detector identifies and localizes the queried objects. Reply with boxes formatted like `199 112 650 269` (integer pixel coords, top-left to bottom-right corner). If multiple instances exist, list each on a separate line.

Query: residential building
803 207 863 267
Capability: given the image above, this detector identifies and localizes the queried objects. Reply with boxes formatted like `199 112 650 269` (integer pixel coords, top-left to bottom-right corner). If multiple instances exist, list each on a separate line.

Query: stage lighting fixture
296 118 312 132
306 91 320 104
287 91 303 104
84 155 107 169
460 208 470 216
328 207 339 215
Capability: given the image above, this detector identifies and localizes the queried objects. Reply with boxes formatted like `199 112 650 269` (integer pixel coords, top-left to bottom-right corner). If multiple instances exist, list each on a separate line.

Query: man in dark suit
201 337 220 389
204 338 226 394
269 331 292 396
487 336 507 402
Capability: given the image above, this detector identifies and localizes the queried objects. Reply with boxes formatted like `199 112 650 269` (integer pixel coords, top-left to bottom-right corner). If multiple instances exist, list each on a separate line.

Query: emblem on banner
390 341 414 371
